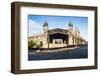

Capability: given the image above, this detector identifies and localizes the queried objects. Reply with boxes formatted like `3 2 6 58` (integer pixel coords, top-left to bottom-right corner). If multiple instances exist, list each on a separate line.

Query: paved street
28 45 88 61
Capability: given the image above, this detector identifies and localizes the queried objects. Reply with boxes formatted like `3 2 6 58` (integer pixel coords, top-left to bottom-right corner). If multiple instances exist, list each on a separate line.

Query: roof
48 28 68 35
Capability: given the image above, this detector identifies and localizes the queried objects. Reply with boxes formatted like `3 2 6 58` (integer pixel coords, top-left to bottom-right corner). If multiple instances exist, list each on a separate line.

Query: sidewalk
30 46 79 54
32 46 80 53
47 46 80 53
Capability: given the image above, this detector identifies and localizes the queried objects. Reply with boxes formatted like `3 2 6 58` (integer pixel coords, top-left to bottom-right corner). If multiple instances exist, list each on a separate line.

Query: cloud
28 19 43 36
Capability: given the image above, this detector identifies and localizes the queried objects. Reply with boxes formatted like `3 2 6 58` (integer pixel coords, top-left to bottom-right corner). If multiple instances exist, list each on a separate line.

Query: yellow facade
28 22 86 49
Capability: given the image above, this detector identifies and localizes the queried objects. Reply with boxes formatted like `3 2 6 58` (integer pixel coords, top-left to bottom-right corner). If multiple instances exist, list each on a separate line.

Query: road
28 45 88 61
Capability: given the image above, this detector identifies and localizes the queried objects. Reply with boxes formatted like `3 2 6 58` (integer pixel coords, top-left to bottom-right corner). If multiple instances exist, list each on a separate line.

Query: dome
43 22 48 27
68 22 73 27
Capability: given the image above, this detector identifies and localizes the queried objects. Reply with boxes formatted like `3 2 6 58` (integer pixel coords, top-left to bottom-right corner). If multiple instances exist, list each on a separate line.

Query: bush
35 41 43 49
28 40 43 50
28 40 36 49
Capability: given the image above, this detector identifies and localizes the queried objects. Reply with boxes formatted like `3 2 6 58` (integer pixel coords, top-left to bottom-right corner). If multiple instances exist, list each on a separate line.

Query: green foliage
35 41 43 49
28 40 36 48
28 40 43 49
39 42 43 47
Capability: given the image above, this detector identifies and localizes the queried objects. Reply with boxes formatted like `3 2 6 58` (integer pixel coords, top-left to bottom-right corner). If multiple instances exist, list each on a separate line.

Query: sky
28 15 88 41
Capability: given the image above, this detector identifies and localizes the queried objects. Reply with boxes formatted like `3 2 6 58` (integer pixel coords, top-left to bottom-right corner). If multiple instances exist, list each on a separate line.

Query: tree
39 41 43 48
35 41 43 50
28 40 36 49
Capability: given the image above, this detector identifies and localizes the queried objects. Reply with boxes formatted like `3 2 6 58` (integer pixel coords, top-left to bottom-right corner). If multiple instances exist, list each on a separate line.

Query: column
73 37 75 45
53 39 55 45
